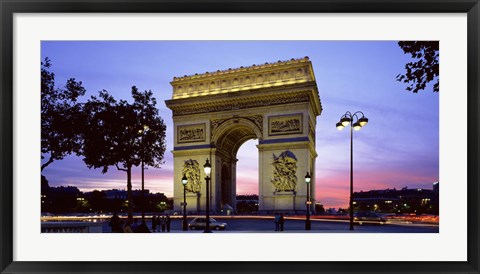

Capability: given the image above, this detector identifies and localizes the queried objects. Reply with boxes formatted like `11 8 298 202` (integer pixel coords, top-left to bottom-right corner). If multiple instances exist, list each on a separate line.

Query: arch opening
213 119 260 211
235 140 259 214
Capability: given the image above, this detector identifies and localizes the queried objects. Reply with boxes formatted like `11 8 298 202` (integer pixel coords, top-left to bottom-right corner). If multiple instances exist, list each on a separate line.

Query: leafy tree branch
397 41 439 93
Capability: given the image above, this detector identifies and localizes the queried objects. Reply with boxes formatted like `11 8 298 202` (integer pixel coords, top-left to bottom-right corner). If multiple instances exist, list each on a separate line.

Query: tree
81 87 166 221
132 86 167 170
86 190 107 213
397 41 439 93
41 58 86 171
315 203 325 214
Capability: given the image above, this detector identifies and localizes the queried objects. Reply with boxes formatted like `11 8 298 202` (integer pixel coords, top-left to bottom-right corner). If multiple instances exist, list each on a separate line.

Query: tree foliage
41 58 86 171
81 87 167 220
397 41 439 93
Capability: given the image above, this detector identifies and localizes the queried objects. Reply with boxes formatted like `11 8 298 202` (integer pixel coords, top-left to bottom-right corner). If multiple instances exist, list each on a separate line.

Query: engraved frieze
177 123 206 143
268 114 303 136
171 91 310 116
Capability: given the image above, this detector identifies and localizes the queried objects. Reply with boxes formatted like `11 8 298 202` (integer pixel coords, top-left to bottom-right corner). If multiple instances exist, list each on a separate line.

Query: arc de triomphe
165 57 322 214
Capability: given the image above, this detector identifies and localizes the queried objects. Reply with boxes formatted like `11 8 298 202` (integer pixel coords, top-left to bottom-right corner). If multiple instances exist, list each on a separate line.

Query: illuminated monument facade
165 57 322 214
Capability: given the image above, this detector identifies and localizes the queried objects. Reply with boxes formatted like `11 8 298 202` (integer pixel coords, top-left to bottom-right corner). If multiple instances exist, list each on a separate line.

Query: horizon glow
41 41 439 209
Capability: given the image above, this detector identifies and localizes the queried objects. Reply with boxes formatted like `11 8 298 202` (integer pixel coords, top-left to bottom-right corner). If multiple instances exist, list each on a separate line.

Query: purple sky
41 41 439 209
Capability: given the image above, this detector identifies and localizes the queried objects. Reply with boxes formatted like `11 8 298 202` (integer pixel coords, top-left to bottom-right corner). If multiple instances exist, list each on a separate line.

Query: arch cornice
165 82 321 117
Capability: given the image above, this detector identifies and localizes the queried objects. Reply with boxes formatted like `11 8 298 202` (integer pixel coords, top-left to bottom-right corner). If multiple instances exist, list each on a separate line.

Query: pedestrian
274 213 280 231
161 215 166 232
123 220 133 233
151 215 157 232
279 213 285 231
165 214 171 232
109 212 123 233
156 216 161 232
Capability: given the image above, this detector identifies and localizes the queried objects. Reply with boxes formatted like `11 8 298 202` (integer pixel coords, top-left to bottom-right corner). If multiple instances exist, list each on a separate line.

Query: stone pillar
258 143 314 214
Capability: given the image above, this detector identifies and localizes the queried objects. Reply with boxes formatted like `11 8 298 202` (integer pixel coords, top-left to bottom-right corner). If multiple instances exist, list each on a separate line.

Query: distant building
97 189 153 200
132 189 150 197
235 194 259 214
41 184 83 213
101 189 127 200
352 182 439 214
433 181 439 193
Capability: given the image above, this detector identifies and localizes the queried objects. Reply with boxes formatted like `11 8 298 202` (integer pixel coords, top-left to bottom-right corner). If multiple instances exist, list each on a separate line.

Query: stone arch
166 57 322 214
211 118 262 212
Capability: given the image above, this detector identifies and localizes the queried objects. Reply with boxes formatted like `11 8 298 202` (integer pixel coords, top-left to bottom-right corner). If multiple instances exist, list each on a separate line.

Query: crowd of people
108 213 172 233
150 215 171 232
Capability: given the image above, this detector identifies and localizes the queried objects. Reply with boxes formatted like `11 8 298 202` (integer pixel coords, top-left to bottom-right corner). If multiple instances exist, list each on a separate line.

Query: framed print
1 1 479 274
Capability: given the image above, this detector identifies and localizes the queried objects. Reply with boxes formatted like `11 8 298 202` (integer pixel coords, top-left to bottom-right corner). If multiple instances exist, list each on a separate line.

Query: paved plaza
100 216 439 233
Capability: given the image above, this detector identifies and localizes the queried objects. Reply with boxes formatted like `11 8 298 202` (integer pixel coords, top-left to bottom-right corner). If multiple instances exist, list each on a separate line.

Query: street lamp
336 111 368 231
182 174 188 231
203 159 212 233
138 125 149 223
305 172 312 230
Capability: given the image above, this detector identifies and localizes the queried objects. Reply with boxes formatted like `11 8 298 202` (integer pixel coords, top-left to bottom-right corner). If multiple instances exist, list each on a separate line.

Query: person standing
279 213 285 231
109 212 123 233
161 215 166 232
123 220 133 233
151 215 157 232
274 213 280 232
165 214 171 232
156 216 161 232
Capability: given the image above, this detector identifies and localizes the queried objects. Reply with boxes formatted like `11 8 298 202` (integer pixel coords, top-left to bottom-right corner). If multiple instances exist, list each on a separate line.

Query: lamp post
305 172 312 230
203 159 212 233
138 125 149 223
336 111 368 231
182 174 188 231
141 158 145 222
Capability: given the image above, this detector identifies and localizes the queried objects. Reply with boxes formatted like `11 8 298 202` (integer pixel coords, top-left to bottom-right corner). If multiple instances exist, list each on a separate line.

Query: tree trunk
127 164 133 222
41 155 54 171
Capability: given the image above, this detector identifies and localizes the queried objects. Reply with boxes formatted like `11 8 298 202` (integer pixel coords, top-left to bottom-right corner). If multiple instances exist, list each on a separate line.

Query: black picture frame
1 1 478 273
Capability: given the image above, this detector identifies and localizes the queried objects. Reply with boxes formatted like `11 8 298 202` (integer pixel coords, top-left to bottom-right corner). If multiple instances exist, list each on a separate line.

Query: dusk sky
41 41 439 209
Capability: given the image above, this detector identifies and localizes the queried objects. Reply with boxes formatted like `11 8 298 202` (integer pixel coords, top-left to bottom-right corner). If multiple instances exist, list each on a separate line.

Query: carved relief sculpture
177 124 206 143
182 159 202 193
268 114 303 136
271 150 298 192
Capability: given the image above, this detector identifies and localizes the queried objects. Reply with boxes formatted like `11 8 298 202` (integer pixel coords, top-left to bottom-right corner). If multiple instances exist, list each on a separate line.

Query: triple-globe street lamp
336 111 368 231
305 172 312 230
203 159 212 233
181 174 188 231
